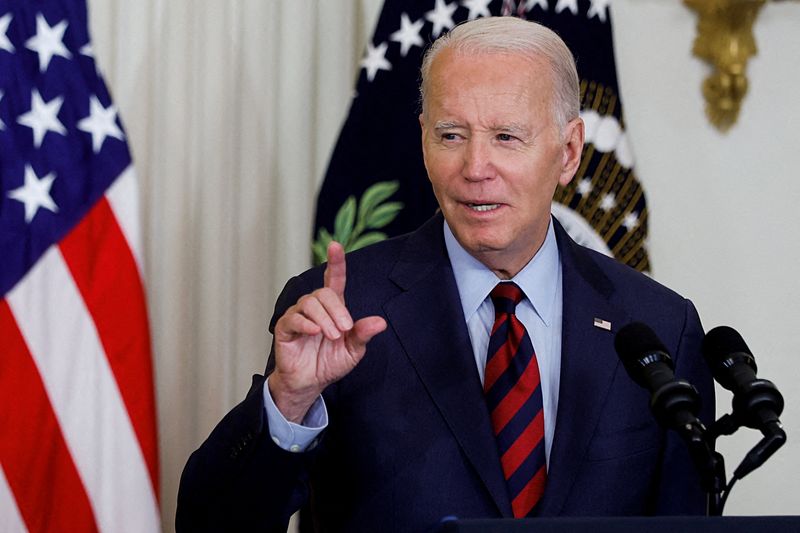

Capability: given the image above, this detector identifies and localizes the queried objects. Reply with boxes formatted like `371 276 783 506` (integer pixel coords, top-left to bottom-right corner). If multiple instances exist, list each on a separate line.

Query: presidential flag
314 0 650 272
0 1 160 531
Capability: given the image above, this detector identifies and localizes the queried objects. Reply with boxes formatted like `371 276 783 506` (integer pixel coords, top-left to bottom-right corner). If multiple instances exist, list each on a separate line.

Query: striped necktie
484 282 547 517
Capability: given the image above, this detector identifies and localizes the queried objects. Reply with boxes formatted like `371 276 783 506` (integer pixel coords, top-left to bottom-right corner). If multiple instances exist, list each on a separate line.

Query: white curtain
87 0 382 527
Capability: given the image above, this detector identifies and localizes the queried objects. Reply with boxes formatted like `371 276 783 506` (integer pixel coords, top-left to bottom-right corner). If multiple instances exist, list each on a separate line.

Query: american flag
0 1 160 531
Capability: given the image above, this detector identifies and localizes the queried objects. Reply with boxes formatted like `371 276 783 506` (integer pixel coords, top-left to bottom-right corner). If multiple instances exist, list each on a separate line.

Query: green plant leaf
365 201 403 229
312 241 327 266
358 181 400 226
318 227 333 245
312 227 334 265
313 180 404 262
333 196 357 246
349 231 388 252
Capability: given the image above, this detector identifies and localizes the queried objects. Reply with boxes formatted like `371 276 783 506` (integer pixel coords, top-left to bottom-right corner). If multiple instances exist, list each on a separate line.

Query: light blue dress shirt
264 219 563 460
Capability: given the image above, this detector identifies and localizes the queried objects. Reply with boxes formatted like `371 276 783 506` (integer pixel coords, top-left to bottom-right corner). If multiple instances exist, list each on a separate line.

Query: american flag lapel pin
593 317 612 331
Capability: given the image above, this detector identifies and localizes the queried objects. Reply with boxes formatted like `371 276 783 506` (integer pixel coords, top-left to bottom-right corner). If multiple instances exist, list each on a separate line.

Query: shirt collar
443 218 560 326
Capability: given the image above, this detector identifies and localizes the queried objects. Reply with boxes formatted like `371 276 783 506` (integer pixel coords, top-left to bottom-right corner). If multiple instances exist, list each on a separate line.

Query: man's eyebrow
495 123 530 136
433 121 459 130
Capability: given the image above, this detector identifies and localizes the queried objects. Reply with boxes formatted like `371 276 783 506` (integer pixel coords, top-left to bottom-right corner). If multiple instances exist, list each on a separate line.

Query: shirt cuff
263 376 328 453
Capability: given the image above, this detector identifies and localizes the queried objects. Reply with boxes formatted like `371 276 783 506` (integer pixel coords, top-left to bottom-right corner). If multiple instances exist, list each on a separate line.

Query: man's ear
558 117 585 187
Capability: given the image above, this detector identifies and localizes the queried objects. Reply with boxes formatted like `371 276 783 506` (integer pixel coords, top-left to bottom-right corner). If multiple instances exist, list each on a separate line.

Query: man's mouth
467 203 501 212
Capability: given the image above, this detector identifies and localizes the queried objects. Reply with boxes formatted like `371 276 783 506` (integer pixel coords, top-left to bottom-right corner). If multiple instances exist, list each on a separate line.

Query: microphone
702 326 786 479
702 326 784 430
614 322 705 438
616 322 727 502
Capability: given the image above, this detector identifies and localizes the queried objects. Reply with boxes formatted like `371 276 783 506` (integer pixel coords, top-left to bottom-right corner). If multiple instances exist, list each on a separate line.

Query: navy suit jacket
176 214 715 532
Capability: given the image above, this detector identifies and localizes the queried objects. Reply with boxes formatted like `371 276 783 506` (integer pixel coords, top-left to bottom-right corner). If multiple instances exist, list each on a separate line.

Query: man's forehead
426 51 550 97
429 47 547 74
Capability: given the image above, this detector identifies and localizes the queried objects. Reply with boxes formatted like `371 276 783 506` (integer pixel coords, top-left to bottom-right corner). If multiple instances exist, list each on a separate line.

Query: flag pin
593 318 611 331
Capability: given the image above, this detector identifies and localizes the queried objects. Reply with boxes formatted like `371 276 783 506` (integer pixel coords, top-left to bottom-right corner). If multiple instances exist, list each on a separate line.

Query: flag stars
17 89 67 148
554 0 578 15
360 42 392 82
502 0 546 16
25 13 72 73
525 0 549 11
600 192 616 211
622 212 639 231
426 0 458 38
390 13 424 57
462 0 492 21
587 0 610 22
0 13 14 53
7 165 59 223
78 95 124 153
577 178 593 196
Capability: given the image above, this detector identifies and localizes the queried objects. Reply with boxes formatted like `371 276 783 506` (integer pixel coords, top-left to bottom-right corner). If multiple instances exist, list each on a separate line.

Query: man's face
420 49 584 278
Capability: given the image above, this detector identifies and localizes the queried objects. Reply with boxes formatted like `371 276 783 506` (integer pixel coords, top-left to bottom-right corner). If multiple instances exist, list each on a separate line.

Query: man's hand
269 242 387 423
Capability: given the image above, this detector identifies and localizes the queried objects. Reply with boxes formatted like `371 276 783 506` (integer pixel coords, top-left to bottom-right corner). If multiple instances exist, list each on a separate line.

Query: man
177 17 714 532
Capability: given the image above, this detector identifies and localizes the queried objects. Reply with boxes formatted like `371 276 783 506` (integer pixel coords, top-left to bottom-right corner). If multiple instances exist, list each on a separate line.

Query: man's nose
462 140 494 182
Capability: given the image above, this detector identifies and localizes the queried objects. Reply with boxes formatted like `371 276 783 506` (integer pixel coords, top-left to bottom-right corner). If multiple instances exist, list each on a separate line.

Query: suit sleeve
654 298 716 515
175 275 320 532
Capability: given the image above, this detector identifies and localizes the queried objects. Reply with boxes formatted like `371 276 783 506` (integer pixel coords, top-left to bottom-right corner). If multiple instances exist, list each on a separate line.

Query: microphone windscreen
614 322 669 366
702 325 753 363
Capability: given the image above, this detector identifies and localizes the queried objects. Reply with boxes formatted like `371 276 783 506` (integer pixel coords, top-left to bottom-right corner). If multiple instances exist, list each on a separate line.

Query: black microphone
616 322 727 501
702 326 786 479
702 326 784 430
614 322 705 438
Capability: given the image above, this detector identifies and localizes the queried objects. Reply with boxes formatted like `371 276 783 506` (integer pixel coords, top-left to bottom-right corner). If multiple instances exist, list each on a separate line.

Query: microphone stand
704 409 787 515
652 375 787 514
671 413 726 516
650 380 727 515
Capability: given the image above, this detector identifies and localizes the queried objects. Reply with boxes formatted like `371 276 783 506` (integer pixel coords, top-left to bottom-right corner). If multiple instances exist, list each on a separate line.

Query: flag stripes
60 195 159 496
3 178 160 532
105 167 145 274
0 466 28 533
0 301 98 533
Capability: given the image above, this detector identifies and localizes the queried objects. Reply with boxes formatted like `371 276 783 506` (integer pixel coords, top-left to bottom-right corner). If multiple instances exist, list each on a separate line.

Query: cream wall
86 0 799 528
612 0 800 515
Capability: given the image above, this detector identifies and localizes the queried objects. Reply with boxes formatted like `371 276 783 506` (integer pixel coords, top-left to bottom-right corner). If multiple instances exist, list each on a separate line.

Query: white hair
420 17 580 132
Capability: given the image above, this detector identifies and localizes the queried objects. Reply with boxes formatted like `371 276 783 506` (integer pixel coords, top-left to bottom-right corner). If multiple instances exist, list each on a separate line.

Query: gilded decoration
684 0 767 132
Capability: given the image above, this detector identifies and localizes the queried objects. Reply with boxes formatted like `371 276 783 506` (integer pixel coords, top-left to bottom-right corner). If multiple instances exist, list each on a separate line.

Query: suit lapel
537 221 630 516
384 215 513 517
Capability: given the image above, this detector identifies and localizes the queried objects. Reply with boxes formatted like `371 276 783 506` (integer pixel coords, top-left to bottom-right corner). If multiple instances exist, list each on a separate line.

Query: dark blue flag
314 0 650 272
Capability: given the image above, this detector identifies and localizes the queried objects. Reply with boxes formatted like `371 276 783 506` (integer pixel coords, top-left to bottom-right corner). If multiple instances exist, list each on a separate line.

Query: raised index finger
323 241 346 299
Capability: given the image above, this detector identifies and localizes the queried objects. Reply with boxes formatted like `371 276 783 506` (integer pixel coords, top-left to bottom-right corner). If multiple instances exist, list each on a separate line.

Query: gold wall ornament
684 0 767 132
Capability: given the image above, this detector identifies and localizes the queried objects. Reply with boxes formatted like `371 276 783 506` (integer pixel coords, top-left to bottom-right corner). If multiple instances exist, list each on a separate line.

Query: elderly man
177 16 714 532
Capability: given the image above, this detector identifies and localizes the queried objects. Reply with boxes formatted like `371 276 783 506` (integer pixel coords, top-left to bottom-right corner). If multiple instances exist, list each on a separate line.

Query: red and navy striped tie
485 282 547 517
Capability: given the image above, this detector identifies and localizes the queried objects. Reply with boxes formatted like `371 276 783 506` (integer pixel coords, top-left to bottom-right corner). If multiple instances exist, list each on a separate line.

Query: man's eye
442 133 459 141
497 133 516 142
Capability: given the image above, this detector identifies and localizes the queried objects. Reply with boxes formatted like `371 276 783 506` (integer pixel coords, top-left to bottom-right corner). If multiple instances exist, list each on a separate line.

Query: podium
438 516 800 532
